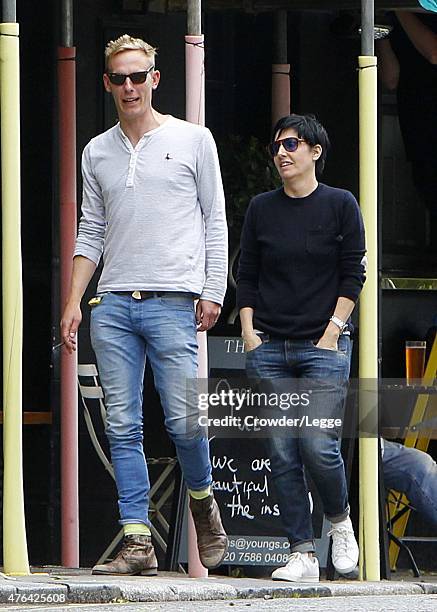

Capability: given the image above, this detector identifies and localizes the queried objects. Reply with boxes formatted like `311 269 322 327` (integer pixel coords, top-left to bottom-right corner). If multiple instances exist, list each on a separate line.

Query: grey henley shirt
74 116 228 304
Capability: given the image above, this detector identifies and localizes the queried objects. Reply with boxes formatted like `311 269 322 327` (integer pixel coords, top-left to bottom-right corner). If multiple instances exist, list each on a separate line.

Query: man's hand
59 256 97 353
60 301 82 354
196 299 221 332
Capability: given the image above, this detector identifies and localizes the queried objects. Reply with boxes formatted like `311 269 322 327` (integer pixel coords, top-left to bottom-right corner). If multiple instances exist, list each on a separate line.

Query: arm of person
60 255 97 353
318 191 366 350
316 297 355 350
395 10 437 65
60 142 106 352
376 37 400 91
236 199 261 352
240 306 263 352
196 128 228 331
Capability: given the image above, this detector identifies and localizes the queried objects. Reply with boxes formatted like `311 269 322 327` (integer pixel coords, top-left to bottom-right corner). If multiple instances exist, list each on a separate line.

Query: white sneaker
271 552 319 583
328 516 359 574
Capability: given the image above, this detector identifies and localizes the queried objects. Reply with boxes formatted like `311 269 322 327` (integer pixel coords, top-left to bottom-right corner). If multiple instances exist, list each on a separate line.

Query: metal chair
77 363 178 565
386 489 421 577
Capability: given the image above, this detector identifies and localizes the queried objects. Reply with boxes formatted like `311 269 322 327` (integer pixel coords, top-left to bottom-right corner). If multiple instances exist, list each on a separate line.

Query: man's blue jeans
246 334 352 553
383 439 437 527
90 292 212 527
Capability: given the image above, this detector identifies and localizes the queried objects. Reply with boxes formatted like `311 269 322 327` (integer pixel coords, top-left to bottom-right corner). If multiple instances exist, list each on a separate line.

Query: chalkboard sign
210 436 291 566
178 337 330 567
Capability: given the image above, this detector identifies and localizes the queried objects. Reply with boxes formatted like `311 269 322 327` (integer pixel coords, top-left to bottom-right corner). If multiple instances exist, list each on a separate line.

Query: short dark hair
271 114 330 177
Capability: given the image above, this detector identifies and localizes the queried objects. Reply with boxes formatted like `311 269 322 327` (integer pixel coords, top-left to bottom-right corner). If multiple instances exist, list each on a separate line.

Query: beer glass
405 341 426 385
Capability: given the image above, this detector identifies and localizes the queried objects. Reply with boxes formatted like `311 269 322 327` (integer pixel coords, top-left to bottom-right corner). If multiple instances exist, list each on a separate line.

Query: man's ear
151 69 161 90
313 144 322 161
103 73 112 93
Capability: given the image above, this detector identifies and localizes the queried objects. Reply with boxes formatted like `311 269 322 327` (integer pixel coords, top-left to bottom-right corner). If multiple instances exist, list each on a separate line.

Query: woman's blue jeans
245 334 352 553
90 292 212 526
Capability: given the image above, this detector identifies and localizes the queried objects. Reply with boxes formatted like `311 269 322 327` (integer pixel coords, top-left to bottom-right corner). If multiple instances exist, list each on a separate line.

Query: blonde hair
105 34 157 70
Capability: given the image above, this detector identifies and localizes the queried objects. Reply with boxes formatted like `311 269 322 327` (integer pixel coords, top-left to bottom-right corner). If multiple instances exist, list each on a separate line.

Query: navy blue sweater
236 183 366 339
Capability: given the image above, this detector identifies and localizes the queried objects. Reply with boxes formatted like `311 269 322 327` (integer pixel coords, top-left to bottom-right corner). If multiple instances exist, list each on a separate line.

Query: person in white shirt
61 34 228 576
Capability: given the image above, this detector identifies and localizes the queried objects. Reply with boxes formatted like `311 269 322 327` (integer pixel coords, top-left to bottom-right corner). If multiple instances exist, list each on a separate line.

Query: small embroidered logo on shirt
165 153 172 160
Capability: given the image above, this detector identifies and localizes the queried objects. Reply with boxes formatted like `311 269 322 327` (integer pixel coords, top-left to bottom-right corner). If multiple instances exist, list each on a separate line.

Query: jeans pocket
159 295 195 311
311 339 347 355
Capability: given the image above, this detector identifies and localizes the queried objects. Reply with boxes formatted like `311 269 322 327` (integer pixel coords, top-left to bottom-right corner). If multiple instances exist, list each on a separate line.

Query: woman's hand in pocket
242 331 263 353
315 326 339 351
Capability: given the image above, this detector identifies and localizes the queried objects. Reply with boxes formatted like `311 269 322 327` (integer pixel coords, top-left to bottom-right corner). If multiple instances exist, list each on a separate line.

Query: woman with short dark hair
237 113 366 582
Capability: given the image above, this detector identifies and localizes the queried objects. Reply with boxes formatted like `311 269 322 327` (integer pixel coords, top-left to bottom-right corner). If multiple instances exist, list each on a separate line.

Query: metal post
361 0 374 55
271 10 290 126
187 0 201 36
1 1 30 574
61 0 73 47
58 0 79 567
273 10 287 63
358 0 380 582
185 0 208 579
2 0 16 22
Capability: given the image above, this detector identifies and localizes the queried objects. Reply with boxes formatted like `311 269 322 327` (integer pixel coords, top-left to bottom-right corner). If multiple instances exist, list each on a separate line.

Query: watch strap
330 315 347 332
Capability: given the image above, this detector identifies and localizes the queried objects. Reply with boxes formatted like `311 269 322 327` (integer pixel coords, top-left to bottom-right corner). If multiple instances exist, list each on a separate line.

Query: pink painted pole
185 35 205 126
57 45 79 567
271 63 291 126
185 31 208 579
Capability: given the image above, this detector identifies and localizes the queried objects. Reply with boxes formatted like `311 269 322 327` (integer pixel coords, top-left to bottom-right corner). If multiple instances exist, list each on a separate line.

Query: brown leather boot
189 494 228 569
92 534 158 576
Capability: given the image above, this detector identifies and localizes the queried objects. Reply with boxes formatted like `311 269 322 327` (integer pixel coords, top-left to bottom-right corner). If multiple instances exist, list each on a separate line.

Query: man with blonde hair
61 35 228 576
104 34 156 66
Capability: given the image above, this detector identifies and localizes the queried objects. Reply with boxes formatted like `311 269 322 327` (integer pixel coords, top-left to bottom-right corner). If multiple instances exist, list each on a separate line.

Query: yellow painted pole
0 21 30 575
358 54 380 581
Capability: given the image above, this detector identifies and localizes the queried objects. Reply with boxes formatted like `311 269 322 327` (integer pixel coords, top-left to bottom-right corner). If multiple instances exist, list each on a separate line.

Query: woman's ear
313 144 322 161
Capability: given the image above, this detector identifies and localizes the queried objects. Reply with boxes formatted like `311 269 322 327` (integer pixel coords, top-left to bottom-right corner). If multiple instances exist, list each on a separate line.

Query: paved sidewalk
1 569 437 605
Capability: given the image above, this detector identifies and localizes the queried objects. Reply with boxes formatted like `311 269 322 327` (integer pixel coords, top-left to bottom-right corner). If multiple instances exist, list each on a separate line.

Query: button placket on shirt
125 134 148 188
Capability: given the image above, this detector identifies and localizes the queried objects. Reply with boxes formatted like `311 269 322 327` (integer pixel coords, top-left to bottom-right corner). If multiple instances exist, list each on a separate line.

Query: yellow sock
123 523 151 537
188 486 211 500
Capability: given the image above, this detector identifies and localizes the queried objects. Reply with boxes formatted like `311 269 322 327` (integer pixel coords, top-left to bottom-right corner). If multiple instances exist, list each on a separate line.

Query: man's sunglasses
268 136 306 157
106 66 154 86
